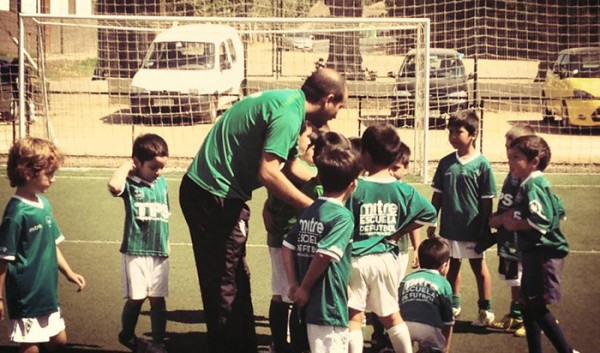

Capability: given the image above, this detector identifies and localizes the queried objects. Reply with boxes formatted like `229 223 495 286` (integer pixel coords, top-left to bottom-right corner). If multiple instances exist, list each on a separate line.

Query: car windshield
569 53 600 78
142 41 215 70
400 54 465 78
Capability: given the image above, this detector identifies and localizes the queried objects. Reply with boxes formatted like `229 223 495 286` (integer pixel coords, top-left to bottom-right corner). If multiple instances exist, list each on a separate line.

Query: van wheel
207 96 218 123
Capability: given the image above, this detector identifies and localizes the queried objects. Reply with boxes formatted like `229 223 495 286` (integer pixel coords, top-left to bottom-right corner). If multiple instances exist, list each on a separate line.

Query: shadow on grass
453 319 497 335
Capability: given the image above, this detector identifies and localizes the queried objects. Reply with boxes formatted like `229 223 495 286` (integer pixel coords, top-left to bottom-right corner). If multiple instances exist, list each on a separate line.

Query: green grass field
0 170 599 353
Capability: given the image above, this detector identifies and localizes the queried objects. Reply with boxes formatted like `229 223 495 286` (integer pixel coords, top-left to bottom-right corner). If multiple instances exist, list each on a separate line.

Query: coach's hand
427 226 437 238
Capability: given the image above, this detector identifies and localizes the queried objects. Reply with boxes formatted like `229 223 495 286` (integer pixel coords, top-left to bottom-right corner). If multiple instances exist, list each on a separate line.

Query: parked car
389 48 471 127
542 47 600 127
281 33 314 52
130 24 245 123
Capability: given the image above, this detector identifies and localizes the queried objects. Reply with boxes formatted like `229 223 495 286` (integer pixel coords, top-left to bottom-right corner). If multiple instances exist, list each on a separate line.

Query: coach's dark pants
179 174 258 353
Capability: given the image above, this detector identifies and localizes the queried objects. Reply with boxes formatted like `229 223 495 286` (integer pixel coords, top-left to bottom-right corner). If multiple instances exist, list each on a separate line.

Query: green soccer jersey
347 177 437 257
267 159 317 248
0 195 62 319
431 152 497 242
512 171 569 257
496 173 521 260
187 89 306 201
283 198 354 327
400 269 455 329
116 175 170 257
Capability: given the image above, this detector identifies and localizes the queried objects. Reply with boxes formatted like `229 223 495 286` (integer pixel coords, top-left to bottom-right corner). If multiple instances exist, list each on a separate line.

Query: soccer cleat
489 314 523 332
146 342 168 353
452 305 462 317
513 325 526 337
472 309 495 327
118 333 138 351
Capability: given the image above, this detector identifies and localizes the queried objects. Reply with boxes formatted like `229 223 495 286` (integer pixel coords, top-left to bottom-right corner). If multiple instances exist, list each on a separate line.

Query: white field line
62 239 600 254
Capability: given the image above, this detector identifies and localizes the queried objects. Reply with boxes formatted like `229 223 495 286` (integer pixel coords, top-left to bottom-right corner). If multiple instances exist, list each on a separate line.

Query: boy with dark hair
490 135 578 353
372 141 421 352
489 124 535 337
0 138 86 353
109 133 170 352
347 123 437 353
282 146 362 353
427 110 497 326
400 237 454 353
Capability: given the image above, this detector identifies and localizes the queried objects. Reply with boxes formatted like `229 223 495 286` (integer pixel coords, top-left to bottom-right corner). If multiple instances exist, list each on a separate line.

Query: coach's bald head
302 68 348 129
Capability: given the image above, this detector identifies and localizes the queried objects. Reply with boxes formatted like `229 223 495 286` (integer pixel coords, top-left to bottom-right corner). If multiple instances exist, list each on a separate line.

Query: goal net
6 14 432 180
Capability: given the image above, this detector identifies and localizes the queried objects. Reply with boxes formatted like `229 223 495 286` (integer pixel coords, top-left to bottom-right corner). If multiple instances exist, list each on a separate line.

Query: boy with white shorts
283 146 362 353
346 124 437 353
109 133 170 352
427 111 497 326
0 138 86 352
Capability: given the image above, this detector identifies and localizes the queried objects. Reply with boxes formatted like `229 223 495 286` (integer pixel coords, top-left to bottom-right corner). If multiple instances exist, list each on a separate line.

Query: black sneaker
118 333 138 352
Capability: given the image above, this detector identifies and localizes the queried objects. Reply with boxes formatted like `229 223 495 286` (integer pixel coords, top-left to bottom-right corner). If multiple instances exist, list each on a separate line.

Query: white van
130 24 245 123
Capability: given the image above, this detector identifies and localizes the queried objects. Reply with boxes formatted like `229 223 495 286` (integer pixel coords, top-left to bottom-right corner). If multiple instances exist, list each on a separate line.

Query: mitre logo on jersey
359 201 398 235
296 217 323 256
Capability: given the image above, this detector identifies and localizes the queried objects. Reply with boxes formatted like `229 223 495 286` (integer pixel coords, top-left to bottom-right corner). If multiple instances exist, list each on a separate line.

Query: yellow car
542 47 600 127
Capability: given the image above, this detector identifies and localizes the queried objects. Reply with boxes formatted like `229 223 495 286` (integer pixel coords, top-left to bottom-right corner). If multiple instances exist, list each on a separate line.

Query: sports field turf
0 170 598 353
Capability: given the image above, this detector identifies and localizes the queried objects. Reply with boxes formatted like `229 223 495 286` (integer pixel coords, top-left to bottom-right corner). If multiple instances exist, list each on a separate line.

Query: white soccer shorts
121 253 169 300
9 308 65 343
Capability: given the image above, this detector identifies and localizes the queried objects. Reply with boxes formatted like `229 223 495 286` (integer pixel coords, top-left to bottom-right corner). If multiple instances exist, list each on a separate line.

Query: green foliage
45 58 97 80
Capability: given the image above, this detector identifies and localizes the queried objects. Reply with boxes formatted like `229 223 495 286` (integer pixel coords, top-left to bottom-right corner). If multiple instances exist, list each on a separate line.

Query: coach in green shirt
179 68 347 353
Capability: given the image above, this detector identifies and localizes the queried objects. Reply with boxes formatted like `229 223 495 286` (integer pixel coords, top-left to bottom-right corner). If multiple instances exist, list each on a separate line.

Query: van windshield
400 55 465 78
142 41 215 70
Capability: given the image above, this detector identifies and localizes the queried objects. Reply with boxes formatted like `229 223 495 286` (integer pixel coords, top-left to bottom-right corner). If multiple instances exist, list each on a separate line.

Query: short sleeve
431 162 444 193
283 221 301 250
525 183 554 234
406 187 438 227
264 102 303 161
479 161 497 198
317 215 353 262
0 216 19 261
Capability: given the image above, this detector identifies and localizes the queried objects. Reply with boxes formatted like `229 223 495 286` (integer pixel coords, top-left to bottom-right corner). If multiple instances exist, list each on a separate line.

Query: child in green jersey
0 138 86 353
427 110 496 327
109 133 170 352
371 141 422 352
488 124 535 338
347 123 437 353
264 122 317 353
400 237 454 353
283 146 362 353
490 135 579 353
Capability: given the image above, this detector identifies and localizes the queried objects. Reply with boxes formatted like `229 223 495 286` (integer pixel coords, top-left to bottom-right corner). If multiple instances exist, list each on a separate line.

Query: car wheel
541 93 554 124
560 100 569 127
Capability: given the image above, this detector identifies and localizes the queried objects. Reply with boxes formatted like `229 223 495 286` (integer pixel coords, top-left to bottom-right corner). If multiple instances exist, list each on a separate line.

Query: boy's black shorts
521 247 565 305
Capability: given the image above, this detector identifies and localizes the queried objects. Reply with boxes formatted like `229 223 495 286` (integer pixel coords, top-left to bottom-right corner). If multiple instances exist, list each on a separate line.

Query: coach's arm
258 152 314 210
